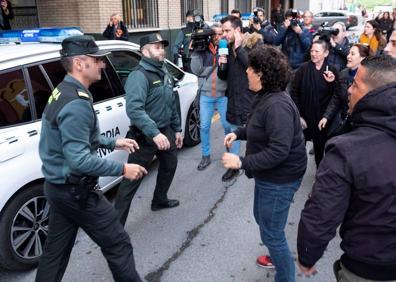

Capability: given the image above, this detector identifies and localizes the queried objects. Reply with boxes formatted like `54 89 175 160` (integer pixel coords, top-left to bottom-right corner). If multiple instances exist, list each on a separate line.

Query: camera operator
322 22 350 71
190 24 230 171
172 10 195 72
274 9 313 69
248 7 276 44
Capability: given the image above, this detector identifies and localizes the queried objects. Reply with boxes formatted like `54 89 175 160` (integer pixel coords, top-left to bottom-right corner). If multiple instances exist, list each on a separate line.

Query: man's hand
300 117 308 130
123 164 148 180
115 138 139 153
234 31 243 49
253 23 261 31
330 36 337 48
224 133 237 148
298 260 317 276
175 132 183 149
153 133 170 150
284 18 291 28
221 152 241 169
218 55 227 65
318 118 328 130
292 24 303 34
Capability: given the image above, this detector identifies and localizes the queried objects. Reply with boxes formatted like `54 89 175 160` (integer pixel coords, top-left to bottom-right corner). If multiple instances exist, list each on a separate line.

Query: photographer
190 24 230 171
172 10 196 72
324 22 350 71
248 7 276 44
274 9 313 69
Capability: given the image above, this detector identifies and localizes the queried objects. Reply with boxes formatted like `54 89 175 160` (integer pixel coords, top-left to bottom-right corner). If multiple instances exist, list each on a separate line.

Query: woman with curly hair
222 46 307 282
359 20 387 56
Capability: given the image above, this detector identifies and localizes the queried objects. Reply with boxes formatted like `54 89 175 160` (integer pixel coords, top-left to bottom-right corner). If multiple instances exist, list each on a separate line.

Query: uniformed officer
114 33 183 226
172 9 195 72
36 35 147 282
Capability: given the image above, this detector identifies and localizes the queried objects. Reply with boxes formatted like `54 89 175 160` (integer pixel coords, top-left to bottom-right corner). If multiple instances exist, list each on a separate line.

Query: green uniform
124 56 181 136
39 75 123 184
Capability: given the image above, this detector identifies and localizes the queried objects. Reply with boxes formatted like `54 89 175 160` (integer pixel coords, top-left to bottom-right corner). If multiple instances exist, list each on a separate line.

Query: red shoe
256 255 275 269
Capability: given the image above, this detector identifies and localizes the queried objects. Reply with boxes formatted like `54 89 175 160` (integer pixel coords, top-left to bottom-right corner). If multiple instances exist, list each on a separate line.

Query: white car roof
0 40 140 71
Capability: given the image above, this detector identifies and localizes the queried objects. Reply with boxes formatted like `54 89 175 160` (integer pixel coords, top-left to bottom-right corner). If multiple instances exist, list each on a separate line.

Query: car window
107 51 140 86
0 69 31 127
165 61 185 81
28 66 52 119
42 60 67 89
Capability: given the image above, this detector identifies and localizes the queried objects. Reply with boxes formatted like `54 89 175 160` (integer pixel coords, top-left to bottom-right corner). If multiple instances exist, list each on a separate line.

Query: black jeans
35 182 141 282
114 126 178 226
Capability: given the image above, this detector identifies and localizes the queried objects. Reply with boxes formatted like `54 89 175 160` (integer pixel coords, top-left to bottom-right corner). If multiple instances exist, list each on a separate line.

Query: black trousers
114 126 178 226
35 182 141 282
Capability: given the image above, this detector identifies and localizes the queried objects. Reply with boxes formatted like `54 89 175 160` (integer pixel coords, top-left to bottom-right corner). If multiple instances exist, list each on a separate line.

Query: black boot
222 168 240 182
197 155 211 171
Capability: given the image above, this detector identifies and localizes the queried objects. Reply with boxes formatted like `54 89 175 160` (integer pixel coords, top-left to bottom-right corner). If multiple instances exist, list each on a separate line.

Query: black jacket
218 45 252 126
235 91 307 183
102 21 128 41
298 82 396 281
327 37 350 72
0 0 14 30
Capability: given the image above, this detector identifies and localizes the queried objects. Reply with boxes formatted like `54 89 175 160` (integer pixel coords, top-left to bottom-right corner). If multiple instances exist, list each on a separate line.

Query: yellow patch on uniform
48 88 61 104
153 80 162 85
78 91 90 99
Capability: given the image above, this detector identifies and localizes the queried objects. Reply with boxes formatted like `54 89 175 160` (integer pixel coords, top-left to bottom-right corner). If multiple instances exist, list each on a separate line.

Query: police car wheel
183 103 200 146
0 183 48 270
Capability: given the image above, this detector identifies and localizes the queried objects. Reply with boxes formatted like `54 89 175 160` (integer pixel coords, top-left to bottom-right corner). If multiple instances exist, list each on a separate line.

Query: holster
67 175 99 209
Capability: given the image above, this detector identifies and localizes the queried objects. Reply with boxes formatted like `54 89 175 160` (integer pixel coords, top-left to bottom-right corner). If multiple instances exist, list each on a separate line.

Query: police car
0 27 200 270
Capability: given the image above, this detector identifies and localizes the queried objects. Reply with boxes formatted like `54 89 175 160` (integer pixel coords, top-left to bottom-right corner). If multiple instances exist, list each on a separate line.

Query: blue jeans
228 123 241 155
253 178 302 282
199 95 231 156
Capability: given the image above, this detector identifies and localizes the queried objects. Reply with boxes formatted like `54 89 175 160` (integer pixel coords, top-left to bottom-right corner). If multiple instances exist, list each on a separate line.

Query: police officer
36 35 147 282
172 9 195 72
114 33 183 226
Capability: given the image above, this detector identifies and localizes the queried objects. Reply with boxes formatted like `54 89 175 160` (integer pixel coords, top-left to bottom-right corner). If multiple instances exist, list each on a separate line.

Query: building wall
158 0 182 29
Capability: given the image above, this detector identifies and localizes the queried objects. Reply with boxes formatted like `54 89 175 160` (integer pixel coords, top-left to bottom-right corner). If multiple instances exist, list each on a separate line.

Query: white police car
0 27 200 270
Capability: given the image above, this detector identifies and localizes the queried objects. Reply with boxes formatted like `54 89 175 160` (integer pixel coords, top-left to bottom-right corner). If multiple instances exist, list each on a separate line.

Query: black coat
102 21 128 41
0 0 14 30
217 45 252 126
298 82 396 281
235 91 307 183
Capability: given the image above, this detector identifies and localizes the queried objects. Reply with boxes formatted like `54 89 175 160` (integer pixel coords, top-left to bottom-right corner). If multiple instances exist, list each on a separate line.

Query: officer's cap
139 33 169 49
60 35 110 57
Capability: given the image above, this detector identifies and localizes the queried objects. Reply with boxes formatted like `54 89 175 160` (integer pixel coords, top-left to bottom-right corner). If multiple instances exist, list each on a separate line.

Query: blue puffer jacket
274 25 312 69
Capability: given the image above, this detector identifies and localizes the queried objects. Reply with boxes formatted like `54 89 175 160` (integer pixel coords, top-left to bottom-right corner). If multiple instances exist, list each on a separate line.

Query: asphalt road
0 119 343 282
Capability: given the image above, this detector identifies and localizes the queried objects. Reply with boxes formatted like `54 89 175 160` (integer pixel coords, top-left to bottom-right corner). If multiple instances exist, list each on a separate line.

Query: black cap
139 33 169 49
186 9 194 17
60 35 110 57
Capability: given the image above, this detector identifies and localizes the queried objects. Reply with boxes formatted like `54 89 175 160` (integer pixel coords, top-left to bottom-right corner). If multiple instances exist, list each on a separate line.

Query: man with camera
248 7 276 44
321 22 350 71
172 10 196 72
102 13 128 41
190 23 230 171
274 9 313 69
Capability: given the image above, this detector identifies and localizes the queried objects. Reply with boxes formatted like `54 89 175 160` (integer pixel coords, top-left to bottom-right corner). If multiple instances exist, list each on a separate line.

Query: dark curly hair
248 45 291 92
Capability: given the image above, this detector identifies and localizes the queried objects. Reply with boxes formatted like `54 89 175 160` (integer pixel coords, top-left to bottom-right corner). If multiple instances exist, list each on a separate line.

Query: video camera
315 22 339 42
190 10 214 51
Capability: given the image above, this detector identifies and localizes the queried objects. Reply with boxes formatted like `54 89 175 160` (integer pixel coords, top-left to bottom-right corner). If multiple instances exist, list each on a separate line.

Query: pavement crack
144 181 234 282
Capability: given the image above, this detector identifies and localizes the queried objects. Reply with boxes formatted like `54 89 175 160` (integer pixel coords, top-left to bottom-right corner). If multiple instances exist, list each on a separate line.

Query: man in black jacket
297 55 396 281
326 22 350 72
218 15 252 182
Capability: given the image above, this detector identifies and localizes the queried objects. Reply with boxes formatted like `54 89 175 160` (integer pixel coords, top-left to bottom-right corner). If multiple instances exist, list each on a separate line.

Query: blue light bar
0 27 83 44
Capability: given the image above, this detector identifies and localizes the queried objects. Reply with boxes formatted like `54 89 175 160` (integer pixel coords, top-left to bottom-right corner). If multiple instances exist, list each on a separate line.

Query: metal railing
221 0 229 14
235 0 252 13
122 0 159 29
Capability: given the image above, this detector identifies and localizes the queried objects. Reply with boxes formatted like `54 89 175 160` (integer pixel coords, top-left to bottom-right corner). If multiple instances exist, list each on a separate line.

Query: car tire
183 101 200 147
0 183 49 270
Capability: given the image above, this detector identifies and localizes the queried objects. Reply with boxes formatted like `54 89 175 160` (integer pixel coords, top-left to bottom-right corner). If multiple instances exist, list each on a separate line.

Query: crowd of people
34 6 396 282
